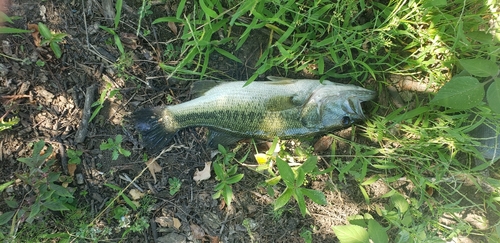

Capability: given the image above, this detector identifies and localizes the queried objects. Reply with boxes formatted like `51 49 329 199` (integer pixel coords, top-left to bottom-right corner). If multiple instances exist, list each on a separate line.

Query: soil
0 0 496 242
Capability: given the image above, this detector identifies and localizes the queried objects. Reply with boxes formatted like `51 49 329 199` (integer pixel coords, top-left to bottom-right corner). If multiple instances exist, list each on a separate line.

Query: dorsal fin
266 76 295 84
190 80 221 98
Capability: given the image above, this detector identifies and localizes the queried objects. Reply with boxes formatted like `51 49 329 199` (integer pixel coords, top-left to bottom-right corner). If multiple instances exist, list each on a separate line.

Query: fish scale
133 77 376 152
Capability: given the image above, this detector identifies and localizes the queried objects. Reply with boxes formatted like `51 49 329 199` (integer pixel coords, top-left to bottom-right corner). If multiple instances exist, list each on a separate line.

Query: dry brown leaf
207 235 220 243
167 22 178 35
190 223 205 240
68 163 77 176
27 23 41 47
129 189 145 200
146 159 162 183
314 135 334 153
193 161 211 184
173 217 181 230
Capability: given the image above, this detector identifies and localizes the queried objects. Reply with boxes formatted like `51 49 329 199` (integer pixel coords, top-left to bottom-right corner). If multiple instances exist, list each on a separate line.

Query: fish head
301 84 376 130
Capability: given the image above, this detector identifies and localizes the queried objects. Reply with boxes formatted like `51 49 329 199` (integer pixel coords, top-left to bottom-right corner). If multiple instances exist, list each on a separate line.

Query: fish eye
341 116 351 126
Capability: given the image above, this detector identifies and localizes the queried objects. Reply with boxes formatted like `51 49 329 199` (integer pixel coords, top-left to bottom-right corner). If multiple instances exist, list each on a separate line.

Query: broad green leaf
459 58 499 77
391 193 409 213
466 31 493 44
112 150 119 160
0 11 13 23
119 147 131 157
265 176 281 186
27 201 41 223
214 183 224 191
213 162 224 179
44 201 70 211
430 76 484 110
0 211 15 225
487 79 500 113
0 27 31 34
300 156 318 173
295 187 307 216
38 23 52 39
226 174 244 185
332 225 369 243
361 175 380 186
276 157 295 187
367 219 389 243
296 168 305 186
274 187 293 210
51 184 74 198
301 188 327 205
223 185 233 206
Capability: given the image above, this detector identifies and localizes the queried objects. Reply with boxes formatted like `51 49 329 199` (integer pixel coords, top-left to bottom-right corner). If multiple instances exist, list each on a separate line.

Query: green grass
3 0 500 242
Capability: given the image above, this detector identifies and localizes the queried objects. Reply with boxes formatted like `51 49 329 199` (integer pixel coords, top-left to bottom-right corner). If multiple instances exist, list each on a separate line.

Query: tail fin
132 107 176 153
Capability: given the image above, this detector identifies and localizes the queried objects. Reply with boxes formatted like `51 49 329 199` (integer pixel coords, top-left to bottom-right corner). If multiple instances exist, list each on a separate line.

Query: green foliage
431 58 500 112
38 22 67 59
99 135 131 160
271 156 327 216
0 11 31 34
67 149 83 164
0 141 75 240
0 117 19 131
212 144 246 206
168 177 181 195
333 213 388 243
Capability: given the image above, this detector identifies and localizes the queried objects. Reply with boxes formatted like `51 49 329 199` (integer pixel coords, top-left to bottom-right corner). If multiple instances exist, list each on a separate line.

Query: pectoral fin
207 130 244 148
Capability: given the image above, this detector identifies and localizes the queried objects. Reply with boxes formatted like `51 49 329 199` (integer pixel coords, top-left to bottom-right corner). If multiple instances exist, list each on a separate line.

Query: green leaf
214 47 242 63
0 27 31 34
223 185 233 206
487 79 500 113
391 193 409 213
301 188 327 205
265 176 281 186
176 0 186 19
274 187 293 210
459 58 499 77
199 0 218 19
466 31 493 44
226 174 244 185
27 201 41 223
119 147 131 157
213 162 224 179
367 219 389 243
296 168 306 185
0 11 13 23
38 22 52 39
114 0 122 29
300 156 318 173
332 225 369 243
230 0 257 25
276 157 295 187
50 41 63 58
112 150 119 160
430 76 484 110
121 194 137 210
44 201 70 211
50 184 74 198
115 134 123 144
0 211 15 225
0 180 14 192
295 187 308 216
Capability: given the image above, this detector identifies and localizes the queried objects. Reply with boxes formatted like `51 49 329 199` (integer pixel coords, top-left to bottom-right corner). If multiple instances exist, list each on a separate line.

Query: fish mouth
344 90 377 119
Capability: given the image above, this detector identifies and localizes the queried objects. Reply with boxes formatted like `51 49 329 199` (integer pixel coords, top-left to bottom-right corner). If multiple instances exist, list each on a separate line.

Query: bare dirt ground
0 0 496 242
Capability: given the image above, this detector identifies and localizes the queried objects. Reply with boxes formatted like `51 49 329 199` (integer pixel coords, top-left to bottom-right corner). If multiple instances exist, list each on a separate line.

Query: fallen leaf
129 189 145 200
146 159 162 183
68 163 77 176
155 216 181 228
207 235 220 243
27 23 41 46
314 135 334 153
173 217 181 230
193 162 211 183
168 22 178 35
190 223 205 240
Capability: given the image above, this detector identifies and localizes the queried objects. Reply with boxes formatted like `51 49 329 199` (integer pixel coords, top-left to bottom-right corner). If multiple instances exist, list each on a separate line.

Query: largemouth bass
133 77 376 151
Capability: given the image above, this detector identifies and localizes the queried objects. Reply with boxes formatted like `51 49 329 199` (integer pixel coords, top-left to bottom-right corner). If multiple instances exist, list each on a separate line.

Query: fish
133 77 376 152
